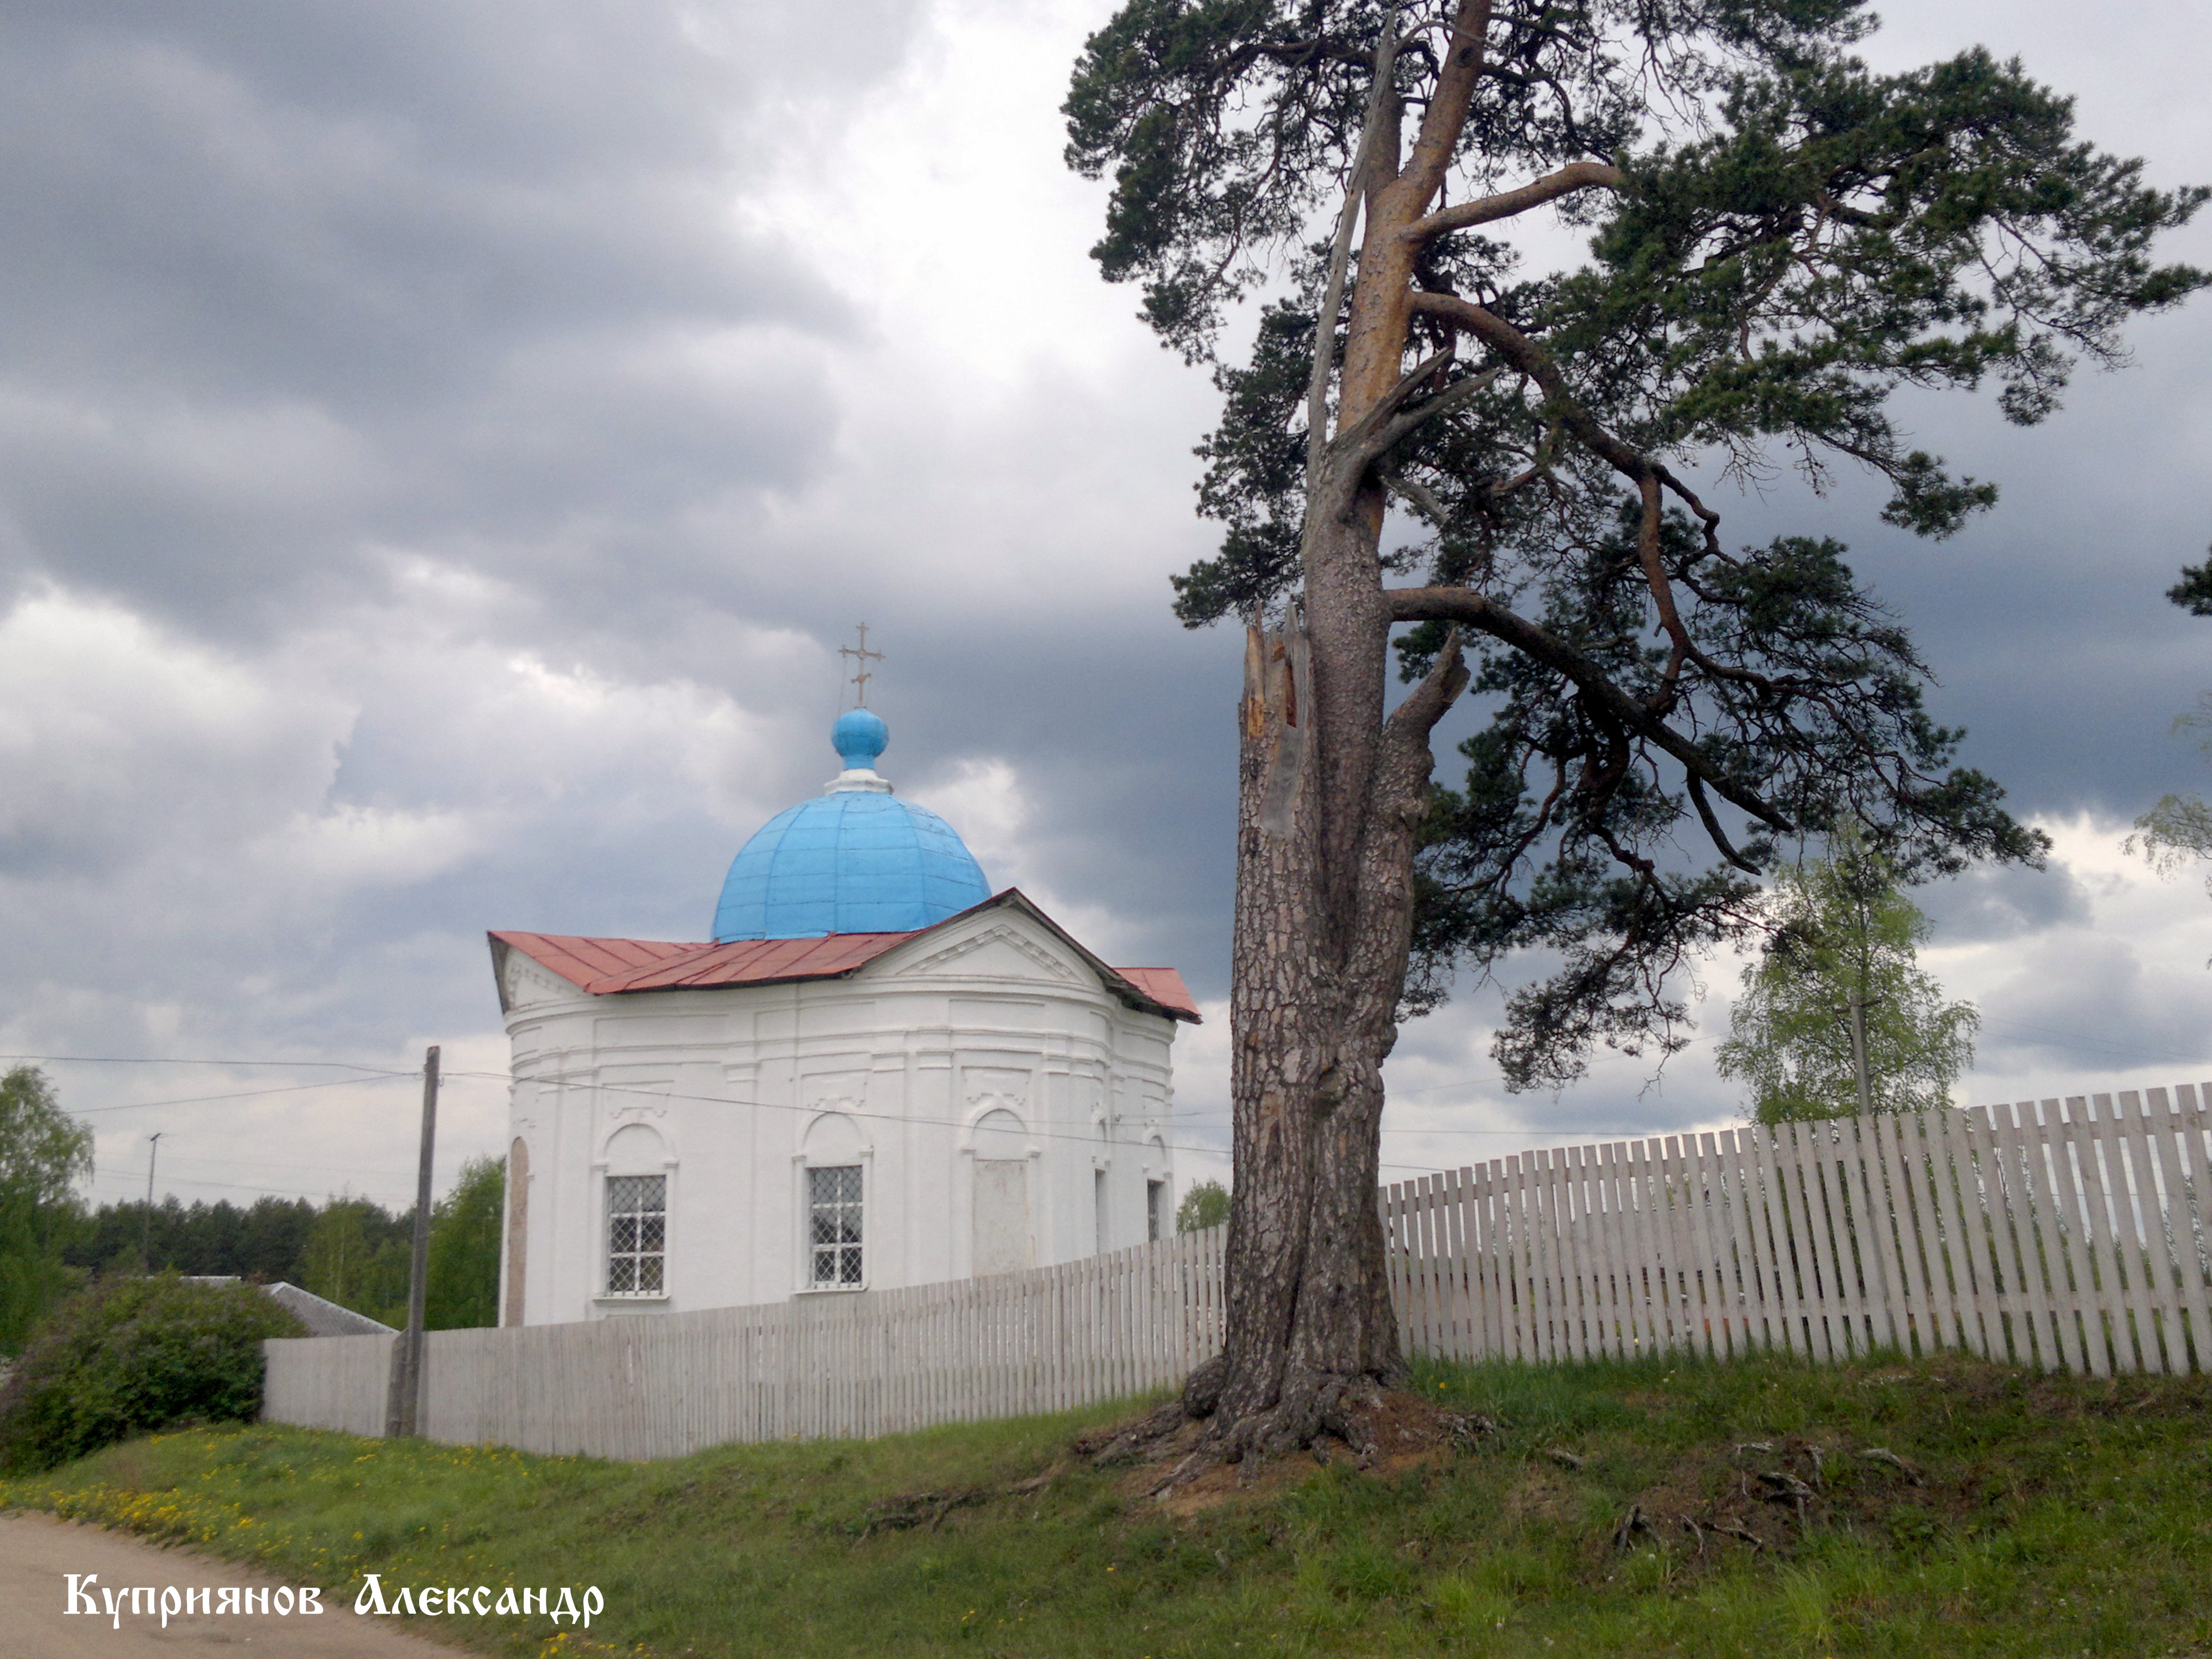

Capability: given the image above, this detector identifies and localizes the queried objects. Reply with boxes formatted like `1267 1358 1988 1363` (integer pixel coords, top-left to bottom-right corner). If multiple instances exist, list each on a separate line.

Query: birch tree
1715 838 1978 1123
2127 548 2212 902
1065 0 2205 1462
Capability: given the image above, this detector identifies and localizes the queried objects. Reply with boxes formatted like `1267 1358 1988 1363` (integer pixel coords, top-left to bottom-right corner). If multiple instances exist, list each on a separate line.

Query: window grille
808 1165 863 1286
1147 1180 1165 1243
605 1173 666 1295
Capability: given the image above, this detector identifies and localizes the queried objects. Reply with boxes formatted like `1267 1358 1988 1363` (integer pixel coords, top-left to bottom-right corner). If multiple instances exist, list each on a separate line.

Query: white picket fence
263 1224 1227 1459
263 1084 2212 1458
1390 1086 2212 1378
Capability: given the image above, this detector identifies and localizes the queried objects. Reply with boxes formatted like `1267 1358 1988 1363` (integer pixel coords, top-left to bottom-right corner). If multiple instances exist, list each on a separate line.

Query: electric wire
64 1073 420 1114
81 1171 420 1203
145 1150 419 1181
30 1024 2212 1203
0 1053 413 1071
437 1068 1699 1170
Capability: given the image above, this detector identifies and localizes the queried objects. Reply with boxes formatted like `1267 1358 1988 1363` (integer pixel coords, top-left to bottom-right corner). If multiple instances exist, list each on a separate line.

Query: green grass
6 1349 2212 1657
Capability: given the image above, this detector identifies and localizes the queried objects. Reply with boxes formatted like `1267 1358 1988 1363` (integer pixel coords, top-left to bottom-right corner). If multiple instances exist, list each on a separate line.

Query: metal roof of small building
491 889 1199 1022
183 1277 394 1337
490 928 911 995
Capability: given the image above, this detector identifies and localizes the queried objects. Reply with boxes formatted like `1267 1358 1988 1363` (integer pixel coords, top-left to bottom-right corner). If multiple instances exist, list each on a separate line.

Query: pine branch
1399 160 1625 242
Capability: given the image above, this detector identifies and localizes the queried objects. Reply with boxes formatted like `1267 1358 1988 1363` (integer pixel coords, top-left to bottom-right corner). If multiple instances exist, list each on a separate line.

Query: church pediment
879 921 1086 988
502 952 580 1011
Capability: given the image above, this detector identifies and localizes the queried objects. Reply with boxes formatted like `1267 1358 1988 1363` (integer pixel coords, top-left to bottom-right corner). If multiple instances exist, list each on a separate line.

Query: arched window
602 1123 670 1297
801 1112 867 1290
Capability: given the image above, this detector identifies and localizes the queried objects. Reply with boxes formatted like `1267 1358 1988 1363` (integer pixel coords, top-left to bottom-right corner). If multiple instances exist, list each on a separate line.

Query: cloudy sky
3 0 2207 1216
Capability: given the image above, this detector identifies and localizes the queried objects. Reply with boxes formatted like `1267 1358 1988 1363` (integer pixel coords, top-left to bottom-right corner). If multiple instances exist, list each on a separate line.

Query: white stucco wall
495 905 1180 1327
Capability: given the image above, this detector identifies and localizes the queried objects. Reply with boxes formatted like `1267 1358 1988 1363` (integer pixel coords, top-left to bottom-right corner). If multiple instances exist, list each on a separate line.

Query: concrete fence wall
264 1083 2212 1458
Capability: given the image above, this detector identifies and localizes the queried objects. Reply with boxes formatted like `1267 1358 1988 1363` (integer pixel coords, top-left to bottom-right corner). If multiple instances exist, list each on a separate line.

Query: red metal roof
489 891 1201 1022
489 930 911 996
1112 967 1201 1020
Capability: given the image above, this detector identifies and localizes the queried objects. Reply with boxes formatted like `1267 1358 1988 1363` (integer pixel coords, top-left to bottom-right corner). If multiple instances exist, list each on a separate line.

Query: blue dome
711 709 991 941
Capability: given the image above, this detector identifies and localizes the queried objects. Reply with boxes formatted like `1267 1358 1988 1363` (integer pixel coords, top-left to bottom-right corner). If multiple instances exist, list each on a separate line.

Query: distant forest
63 1156 505 1332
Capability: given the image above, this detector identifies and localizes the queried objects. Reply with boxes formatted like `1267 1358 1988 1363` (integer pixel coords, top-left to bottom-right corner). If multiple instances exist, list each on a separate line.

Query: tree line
0 1066 504 1354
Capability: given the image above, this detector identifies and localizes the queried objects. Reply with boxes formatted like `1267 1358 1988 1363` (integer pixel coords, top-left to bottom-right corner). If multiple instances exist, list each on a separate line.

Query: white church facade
489 706 1197 1327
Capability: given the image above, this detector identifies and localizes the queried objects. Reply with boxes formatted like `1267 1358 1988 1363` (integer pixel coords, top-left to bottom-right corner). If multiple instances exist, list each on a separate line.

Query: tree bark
1186 566 1467 1457
1167 0 1503 1462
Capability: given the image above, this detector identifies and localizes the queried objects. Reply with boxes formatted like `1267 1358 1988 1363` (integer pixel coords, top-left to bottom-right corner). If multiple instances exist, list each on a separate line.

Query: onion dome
710 708 991 942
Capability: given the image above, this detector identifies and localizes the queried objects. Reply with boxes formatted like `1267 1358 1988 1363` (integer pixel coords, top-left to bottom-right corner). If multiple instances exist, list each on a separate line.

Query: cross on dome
838 623 883 705
828 625 891 795
707 624 992 939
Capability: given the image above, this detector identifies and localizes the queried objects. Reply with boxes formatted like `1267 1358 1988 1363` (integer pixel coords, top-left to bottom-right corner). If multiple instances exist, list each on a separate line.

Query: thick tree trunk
1163 0 1491 1464
1180 510 1464 1459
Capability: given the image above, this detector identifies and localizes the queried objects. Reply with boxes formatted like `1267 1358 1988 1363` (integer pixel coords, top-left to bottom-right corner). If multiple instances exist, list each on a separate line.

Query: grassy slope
5 1350 2211 1658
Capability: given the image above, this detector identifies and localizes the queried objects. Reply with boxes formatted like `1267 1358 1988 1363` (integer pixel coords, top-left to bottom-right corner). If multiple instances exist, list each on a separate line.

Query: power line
0 1053 411 1071
65 1073 418 1115
38 1032 2212 1202
1974 1016 2212 1070
81 1170 418 1203
1171 1106 1692 1136
438 1069 1718 1167
148 1150 419 1181
31 1051 1682 1145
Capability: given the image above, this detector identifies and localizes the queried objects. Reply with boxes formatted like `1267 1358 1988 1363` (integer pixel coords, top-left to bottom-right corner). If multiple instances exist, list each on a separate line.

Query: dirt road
0 1512 460 1657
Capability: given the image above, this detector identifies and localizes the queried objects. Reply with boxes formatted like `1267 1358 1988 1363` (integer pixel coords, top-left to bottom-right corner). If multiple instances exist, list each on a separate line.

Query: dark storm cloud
885 615 1244 983
1971 929 2212 1076
0 0 891 633
1638 296 2212 854
1819 331 2212 826
0 0 936 1191
2 0 2208 1207
1915 858 2094 946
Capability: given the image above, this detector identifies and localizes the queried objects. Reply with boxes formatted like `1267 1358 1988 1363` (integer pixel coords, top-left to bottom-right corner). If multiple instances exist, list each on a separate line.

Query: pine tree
1065 0 2204 1462
1717 841 1977 1123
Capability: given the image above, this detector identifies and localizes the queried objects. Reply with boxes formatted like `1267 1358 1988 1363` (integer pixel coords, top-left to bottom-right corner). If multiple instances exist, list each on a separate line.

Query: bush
0 1064 93 1354
1175 1178 1230 1233
0 1274 304 1472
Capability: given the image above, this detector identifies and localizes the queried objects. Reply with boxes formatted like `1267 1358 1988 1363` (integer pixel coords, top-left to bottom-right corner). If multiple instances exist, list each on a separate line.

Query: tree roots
855 1472 1054 1540
1075 1359 1488 1496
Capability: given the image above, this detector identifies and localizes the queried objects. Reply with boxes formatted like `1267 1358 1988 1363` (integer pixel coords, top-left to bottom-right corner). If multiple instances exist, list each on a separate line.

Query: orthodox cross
839 623 884 705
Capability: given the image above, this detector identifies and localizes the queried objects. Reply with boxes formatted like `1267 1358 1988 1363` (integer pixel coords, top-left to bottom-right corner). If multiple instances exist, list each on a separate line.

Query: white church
487 704 1197 1327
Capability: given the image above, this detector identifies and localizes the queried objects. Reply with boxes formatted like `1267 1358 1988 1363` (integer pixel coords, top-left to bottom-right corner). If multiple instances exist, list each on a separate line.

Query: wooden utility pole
385 1045 439 1438
142 1131 163 1267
